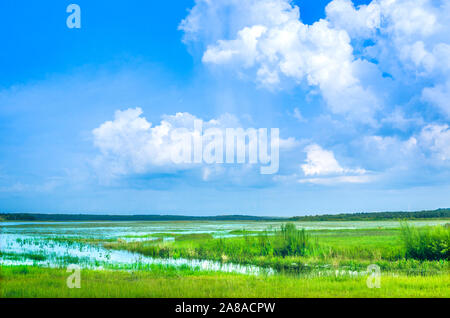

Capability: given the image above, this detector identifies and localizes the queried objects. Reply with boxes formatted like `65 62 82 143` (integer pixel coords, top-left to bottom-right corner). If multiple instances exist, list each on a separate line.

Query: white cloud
327 0 441 41
326 0 381 38
93 108 185 175
301 144 345 176
92 108 230 176
182 0 380 123
181 0 450 123
92 108 297 179
326 0 444 68
202 25 268 66
380 0 439 37
271 143 372 185
178 0 450 185
299 144 368 185
326 0 450 118
179 0 301 44
418 124 450 161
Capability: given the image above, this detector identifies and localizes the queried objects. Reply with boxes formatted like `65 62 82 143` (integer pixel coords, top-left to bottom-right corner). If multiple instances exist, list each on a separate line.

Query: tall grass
216 224 317 259
274 223 315 257
400 222 449 260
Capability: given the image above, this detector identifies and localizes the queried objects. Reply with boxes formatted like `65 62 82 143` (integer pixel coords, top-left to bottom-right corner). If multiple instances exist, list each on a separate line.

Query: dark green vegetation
291 208 450 221
401 222 449 260
1 208 449 222
1 266 449 298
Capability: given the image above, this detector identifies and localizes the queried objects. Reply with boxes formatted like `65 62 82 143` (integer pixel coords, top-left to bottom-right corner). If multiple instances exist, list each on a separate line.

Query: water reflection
0 233 272 276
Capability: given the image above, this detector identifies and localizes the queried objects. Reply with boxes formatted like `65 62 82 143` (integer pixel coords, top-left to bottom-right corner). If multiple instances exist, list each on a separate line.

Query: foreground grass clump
1 266 449 298
275 223 315 256
400 223 449 261
215 223 317 258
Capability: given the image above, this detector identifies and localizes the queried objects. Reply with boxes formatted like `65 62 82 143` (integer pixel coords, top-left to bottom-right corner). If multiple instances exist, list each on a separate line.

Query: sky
1 0 450 216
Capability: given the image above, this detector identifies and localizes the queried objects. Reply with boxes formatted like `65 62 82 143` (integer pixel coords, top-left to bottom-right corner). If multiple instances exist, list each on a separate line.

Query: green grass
1 266 449 298
228 229 263 235
175 233 214 241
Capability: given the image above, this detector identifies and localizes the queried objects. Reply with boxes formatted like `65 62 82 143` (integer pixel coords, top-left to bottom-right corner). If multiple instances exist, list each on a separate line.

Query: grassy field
1 220 449 298
1 266 449 298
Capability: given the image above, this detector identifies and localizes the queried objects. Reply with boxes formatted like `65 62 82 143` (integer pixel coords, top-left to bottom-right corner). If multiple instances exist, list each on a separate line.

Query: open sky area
1 0 450 216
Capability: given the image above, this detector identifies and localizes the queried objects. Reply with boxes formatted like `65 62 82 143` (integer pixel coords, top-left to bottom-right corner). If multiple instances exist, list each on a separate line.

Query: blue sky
1 0 450 216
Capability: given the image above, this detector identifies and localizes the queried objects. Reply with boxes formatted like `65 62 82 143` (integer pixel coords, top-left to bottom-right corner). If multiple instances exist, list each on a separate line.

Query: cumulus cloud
178 0 450 185
328 0 447 71
93 108 191 174
179 0 301 44
181 0 450 123
301 144 345 176
181 0 381 123
301 144 366 176
326 0 450 117
92 108 297 180
298 144 368 184
327 0 440 41
93 108 227 176
326 0 381 38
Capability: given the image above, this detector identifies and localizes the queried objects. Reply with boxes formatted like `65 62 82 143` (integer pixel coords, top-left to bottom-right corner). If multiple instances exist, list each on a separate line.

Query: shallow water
1 219 447 275
0 233 271 275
